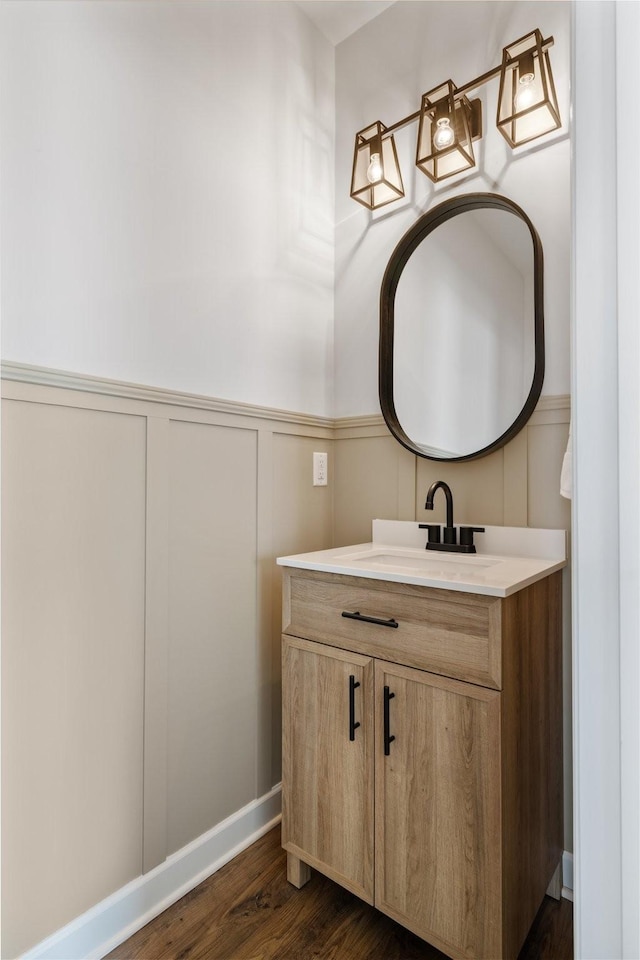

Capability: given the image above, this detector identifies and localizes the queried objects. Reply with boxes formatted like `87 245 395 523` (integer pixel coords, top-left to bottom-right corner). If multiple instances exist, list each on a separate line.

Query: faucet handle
459 526 485 552
418 523 441 547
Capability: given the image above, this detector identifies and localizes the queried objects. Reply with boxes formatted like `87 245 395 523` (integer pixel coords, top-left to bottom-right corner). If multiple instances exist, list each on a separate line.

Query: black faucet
424 480 457 544
419 480 485 554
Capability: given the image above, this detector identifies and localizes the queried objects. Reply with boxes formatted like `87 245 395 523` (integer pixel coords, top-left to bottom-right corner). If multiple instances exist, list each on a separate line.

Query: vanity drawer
282 568 502 689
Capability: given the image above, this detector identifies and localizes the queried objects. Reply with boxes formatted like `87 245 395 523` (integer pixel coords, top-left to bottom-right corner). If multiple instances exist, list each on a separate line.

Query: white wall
334 0 570 417
0 0 335 416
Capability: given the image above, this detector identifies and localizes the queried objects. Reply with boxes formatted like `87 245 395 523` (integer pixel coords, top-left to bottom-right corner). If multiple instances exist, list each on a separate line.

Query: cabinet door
375 661 502 960
282 635 374 903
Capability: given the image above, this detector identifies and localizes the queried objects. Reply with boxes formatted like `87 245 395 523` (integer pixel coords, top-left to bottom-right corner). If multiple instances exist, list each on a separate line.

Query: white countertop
277 520 567 598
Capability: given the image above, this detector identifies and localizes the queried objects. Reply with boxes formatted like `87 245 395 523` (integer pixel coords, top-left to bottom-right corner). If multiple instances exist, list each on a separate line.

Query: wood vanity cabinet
280 567 563 960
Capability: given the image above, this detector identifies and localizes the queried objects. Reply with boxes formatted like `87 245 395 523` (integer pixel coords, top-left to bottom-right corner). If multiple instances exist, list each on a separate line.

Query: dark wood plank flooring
108 827 572 960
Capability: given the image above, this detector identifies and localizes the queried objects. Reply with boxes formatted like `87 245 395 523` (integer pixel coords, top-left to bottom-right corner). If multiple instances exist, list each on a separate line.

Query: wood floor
108 826 573 960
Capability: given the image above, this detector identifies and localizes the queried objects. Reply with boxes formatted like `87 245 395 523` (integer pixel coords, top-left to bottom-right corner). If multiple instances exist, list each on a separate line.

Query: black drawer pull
349 675 361 741
341 611 399 629
384 686 396 756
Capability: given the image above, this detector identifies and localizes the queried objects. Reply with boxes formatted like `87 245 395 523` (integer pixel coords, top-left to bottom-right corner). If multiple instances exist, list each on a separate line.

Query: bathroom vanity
278 521 566 960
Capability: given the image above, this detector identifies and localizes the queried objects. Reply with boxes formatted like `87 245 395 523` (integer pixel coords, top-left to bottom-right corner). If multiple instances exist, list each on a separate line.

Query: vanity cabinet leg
546 859 563 900
287 852 312 889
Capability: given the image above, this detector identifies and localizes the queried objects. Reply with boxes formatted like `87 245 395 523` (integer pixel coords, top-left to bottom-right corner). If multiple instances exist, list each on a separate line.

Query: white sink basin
339 548 498 577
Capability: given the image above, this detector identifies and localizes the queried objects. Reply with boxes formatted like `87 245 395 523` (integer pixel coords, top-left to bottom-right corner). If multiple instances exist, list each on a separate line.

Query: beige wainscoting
1 366 334 958
1 363 570 957
333 397 571 542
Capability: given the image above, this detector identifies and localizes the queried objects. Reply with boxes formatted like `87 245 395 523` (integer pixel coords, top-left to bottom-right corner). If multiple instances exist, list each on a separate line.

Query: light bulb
366 152 383 184
433 117 455 151
515 71 536 111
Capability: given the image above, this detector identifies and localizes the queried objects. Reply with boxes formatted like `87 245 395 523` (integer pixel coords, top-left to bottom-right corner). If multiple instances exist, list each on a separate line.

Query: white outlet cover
313 451 328 486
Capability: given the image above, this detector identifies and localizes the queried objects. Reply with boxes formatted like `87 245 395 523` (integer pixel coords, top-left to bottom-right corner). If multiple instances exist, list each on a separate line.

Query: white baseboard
20 785 282 960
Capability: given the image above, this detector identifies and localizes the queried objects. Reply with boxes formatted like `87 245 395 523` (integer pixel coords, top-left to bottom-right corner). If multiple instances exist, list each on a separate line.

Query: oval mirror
379 193 544 461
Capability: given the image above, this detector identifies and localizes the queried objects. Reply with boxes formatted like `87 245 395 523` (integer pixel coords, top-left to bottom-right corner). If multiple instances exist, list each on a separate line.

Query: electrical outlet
313 451 328 486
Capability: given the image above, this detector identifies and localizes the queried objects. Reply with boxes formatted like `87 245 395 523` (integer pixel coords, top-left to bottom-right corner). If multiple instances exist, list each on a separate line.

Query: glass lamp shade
350 121 404 210
416 81 477 183
497 29 561 147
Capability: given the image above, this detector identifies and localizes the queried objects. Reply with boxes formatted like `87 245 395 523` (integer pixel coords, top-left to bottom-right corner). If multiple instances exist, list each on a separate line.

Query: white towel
560 421 572 499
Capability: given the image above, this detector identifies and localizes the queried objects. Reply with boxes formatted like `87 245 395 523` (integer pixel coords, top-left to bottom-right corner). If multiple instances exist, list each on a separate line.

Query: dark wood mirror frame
379 192 545 462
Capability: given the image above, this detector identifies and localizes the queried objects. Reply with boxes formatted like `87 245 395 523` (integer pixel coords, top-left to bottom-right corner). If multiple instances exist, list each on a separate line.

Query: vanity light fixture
496 29 561 148
350 120 405 209
349 28 560 207
415 81 482 184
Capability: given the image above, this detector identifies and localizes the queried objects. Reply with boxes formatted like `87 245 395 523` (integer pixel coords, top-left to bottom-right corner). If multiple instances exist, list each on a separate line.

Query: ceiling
293 1 396 45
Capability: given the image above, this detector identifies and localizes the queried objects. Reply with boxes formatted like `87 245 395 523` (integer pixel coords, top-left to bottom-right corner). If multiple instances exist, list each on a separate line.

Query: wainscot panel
1 399 146 958
1 366 333 958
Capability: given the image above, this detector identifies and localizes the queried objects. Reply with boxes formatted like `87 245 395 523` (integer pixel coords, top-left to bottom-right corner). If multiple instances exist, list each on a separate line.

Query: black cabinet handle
349 675 361 741
342 611 399 629
383 685 396 755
